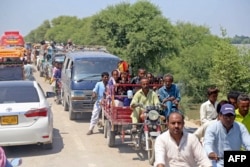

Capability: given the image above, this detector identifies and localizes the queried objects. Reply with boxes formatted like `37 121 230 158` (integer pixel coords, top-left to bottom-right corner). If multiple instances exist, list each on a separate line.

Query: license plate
1 116 18 125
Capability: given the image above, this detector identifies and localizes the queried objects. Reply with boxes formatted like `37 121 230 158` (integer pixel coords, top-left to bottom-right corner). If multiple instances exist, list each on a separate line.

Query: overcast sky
0 0 249 37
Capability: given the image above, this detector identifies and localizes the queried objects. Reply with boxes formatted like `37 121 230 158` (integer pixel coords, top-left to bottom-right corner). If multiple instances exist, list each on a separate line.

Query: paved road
4 71 153 167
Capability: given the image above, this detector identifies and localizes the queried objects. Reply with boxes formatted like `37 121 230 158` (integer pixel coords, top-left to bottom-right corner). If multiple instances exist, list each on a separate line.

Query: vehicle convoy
0 46 25 81
60 46 120 120
100 84 164 165
0 81 54 149
0 31 25 47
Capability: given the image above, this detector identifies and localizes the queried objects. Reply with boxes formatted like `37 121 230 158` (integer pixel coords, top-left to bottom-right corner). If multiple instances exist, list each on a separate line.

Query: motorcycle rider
158 73 181 118
130 77 161 132
154 112 212 167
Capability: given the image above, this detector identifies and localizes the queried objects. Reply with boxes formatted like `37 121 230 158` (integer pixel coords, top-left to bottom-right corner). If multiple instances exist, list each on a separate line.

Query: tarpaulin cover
0 66 23 80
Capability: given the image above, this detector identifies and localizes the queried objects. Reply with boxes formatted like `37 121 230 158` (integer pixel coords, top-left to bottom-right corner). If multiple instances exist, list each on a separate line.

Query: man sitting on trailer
130 77 161 132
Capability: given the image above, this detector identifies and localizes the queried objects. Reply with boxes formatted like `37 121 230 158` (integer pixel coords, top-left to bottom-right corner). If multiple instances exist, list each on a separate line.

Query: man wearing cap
203 104 250 167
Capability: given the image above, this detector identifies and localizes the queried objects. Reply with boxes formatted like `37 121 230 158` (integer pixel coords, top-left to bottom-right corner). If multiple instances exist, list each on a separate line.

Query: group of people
85 65 250 167
154 88 250 167
86 67 181 136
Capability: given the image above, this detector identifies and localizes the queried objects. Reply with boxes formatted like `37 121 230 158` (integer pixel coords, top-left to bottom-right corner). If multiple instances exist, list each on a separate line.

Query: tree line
25 1 250 113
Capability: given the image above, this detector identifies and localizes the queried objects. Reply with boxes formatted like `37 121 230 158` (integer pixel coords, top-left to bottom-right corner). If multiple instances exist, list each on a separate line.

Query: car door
61 57 70 102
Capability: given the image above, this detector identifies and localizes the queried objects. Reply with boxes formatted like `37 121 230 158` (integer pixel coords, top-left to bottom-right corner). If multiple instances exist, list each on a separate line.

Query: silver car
0 81 53 149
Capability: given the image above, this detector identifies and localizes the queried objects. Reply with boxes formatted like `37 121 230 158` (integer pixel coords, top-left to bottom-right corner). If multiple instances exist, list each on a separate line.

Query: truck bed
102 99 133 125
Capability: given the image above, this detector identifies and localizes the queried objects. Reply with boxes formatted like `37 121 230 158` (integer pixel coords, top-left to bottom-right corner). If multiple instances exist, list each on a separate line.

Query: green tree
90 1 179 74
45 16 81 43
165 22 216 102
25 20 51 43
210 40 250 96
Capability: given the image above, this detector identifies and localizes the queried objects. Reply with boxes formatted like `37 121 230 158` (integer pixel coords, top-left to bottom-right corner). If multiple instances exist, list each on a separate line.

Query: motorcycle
131 104 165 165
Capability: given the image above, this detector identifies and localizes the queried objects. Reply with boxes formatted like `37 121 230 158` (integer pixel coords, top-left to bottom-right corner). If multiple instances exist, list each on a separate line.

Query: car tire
107 121 116 147
69 101 77 120
148 137 156 165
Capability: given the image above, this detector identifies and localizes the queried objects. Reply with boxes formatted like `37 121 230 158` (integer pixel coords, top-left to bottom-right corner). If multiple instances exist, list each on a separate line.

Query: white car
0 81 53 149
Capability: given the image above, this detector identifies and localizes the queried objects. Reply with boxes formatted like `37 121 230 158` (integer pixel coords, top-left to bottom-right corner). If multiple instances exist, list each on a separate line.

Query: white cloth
89 100 102 130
154 130 212 167
114 99 123 107
200 100 218 125
194 119 218 142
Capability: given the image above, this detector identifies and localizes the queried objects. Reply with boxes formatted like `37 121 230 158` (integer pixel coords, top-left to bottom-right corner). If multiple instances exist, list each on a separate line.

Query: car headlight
148 110 159 121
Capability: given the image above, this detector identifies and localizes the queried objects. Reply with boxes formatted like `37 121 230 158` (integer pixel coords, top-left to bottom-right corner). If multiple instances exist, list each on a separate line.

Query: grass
181 104 200 120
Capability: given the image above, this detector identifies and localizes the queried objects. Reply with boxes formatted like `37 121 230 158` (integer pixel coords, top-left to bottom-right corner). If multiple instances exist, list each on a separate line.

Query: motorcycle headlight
148 110 159 121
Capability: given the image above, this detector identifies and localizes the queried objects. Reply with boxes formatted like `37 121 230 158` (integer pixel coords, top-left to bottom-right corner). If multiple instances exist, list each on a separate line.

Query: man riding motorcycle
130 77 164 132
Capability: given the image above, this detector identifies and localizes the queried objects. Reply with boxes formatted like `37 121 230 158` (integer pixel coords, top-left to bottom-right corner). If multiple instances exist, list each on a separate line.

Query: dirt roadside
185 119 200 128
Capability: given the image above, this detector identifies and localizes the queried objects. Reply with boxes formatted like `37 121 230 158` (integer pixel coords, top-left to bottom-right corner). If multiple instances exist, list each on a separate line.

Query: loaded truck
0 47 25 81
0 31 25 47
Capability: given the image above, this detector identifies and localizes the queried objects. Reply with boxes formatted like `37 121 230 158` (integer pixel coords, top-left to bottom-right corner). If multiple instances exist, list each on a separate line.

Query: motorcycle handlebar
134 103 162 111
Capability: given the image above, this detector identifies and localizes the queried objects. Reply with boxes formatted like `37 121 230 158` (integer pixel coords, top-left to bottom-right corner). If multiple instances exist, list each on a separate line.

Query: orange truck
0 47 25 80
0 31 25 47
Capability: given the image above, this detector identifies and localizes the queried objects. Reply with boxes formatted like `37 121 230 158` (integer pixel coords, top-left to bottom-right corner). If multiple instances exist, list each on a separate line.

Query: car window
74 58 119 77
0 86 39 103
63 58 70 73
54 56 65 62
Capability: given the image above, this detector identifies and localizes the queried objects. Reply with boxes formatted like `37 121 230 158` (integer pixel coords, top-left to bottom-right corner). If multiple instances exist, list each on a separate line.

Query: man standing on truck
87 72 109 135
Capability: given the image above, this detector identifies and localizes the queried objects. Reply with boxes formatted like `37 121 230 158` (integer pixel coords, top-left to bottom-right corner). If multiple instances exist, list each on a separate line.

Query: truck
0 31 25 47
0 46 25 81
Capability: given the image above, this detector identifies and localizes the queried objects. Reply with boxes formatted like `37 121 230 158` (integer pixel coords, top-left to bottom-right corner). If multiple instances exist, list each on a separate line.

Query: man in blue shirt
158 73 181 117
87 72 109 135
204 104 250 167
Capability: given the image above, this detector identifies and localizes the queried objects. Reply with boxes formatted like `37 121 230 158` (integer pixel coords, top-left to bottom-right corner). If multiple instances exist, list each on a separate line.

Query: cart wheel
104 119 108 138
107 121 115 147
148 137 156 165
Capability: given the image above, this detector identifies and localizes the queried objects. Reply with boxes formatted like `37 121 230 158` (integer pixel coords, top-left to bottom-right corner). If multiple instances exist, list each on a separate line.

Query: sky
0 0 249 37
